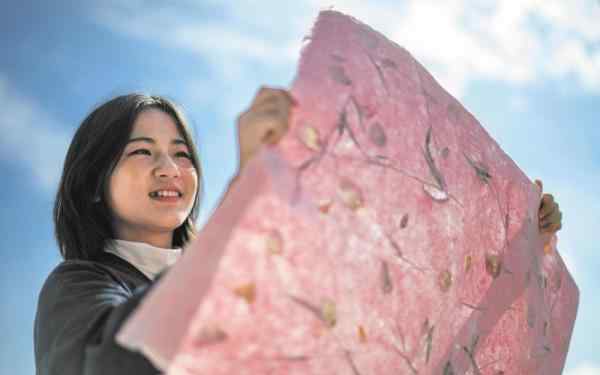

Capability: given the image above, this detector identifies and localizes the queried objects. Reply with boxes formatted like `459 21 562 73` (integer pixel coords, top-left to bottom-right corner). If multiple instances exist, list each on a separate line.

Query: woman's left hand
236 86 295 170
536 180 563 233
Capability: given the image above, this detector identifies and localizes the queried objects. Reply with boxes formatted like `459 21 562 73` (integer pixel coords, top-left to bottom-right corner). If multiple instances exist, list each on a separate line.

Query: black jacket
34 252 162 375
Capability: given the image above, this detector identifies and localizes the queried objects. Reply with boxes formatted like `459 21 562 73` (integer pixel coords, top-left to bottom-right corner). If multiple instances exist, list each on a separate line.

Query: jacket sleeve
34 261 162 375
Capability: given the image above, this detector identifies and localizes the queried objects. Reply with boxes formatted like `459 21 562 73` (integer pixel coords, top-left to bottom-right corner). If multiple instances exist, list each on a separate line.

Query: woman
34 88 561 374
34 88 293 374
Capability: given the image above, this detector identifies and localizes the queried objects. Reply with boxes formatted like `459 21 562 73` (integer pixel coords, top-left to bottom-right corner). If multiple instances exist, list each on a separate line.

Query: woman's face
107 109 198 247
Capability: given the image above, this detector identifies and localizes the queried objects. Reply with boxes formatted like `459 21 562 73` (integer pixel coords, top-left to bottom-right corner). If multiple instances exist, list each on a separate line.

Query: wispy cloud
318 0 600 97
91 2 302 79
90 1 600 99
0 76 69 191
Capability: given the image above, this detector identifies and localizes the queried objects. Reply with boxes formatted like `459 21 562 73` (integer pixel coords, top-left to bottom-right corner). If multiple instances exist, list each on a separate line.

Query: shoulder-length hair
54 94 203 260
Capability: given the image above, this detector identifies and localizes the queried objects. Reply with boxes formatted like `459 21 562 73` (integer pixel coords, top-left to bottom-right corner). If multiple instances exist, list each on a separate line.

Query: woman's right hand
236 86 295 170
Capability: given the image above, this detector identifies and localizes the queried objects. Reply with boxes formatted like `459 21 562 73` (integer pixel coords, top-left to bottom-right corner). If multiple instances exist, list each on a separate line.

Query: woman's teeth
150 190 181 198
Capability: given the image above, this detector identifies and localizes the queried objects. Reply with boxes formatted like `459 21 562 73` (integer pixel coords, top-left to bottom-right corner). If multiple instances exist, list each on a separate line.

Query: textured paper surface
117 11 578 375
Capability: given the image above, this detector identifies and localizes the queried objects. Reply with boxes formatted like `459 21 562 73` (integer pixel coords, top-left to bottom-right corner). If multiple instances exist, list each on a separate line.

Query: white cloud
547 36 600 91
91 2 302 82
91 0 600 99
531 0 600 41
356 0 599 97
0 76 69 191
565 362 600 375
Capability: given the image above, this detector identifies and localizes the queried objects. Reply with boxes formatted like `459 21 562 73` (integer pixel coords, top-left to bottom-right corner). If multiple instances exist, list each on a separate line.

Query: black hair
54 94 203 260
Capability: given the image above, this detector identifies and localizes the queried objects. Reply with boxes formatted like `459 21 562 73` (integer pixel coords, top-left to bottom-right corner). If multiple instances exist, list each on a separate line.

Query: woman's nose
154 154 180 178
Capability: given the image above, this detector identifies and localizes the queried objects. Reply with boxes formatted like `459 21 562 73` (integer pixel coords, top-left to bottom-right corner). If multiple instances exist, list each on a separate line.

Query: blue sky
1 1 598 374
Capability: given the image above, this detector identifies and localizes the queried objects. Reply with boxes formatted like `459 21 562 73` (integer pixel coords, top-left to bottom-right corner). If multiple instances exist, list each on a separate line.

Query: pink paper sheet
117 11 578 375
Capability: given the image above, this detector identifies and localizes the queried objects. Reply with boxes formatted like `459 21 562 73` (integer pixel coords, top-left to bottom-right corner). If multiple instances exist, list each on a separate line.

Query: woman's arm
34 261 161 375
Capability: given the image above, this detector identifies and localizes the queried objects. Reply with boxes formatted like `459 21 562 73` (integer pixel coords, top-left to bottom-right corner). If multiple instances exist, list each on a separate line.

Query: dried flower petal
265 230 283 255
338 178 364 210
423 183 449 201
233 282 256 305
485 253 502 278
321 299 337 328
358 325 367 343
301 125 322 151
438 270 452 292
464 255 473 273
318 199 333 214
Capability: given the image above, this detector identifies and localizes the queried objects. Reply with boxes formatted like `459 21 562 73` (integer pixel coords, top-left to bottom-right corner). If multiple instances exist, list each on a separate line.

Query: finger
237 106 283 132
241 97 293 131
541 221 562 233
541 209 562 228
540 203 560 223
538 194 555 217
250 87 294 108
241 108 288 142
261 117 288 145
255 98 293 121
250 86 273 107
238 104 290 133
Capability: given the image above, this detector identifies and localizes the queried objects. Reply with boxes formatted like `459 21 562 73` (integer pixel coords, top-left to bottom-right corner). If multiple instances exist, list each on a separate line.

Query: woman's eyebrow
172 139 189 147
127 136 155 144
127 137 188 146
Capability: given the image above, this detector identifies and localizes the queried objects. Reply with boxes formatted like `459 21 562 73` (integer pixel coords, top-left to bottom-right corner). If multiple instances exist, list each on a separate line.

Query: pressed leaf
368 122 387 147
329 65 352 85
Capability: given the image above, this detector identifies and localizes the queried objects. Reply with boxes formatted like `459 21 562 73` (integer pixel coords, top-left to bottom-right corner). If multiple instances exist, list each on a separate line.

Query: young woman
34 89 562 374
34 88 293 374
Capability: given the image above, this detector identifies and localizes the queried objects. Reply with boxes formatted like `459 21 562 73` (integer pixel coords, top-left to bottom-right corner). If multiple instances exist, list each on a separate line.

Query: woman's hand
536 180 562 233
236 87 295 170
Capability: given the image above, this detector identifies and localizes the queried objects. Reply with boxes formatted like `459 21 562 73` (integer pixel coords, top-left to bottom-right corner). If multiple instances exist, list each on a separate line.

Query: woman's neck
113 228 174 249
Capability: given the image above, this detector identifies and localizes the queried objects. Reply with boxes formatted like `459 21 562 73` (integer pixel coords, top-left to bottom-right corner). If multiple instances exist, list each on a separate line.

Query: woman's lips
150 195 181 203
149 190 183 203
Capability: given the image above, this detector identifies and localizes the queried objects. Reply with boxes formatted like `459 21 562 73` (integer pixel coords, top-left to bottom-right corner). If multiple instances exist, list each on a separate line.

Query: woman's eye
129 149 151 156
176 151 192 159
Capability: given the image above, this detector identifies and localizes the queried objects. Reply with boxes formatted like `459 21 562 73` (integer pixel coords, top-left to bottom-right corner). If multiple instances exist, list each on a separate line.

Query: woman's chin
149 217 188 233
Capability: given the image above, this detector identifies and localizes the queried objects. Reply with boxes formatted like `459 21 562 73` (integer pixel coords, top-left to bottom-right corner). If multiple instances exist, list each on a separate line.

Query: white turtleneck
105 239 182 281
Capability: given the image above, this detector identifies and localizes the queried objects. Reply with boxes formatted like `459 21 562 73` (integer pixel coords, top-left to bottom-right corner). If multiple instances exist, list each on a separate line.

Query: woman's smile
149 189 184 203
